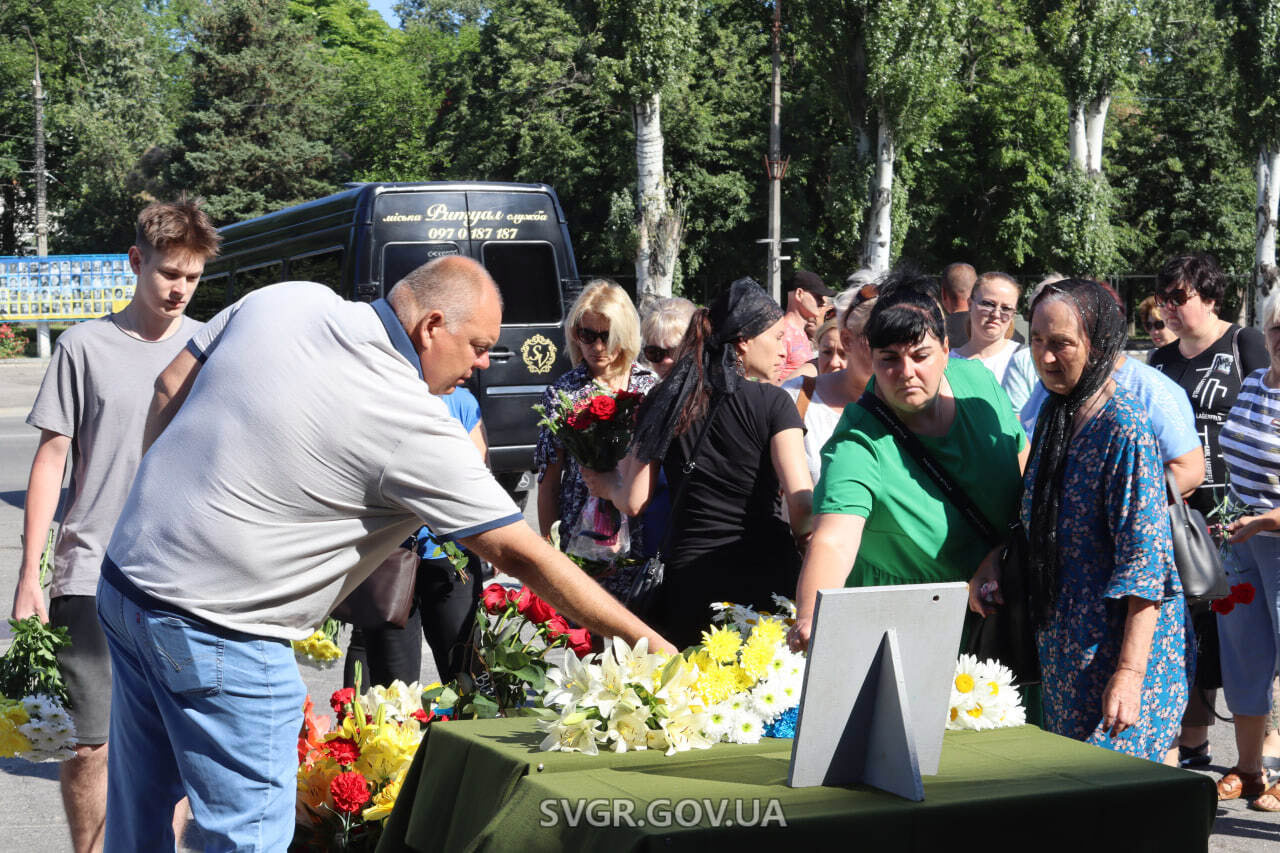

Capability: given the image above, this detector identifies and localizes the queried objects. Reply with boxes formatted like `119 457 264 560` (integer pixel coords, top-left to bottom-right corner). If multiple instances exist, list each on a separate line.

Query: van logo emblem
521 335 557 374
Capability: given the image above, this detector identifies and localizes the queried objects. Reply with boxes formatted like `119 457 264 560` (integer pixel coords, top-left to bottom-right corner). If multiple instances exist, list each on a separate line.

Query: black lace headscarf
631 277 783 462
1026 278 1127 626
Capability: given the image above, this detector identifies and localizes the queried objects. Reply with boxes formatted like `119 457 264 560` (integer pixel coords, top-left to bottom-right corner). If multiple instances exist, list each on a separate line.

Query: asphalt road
0 356 1276 850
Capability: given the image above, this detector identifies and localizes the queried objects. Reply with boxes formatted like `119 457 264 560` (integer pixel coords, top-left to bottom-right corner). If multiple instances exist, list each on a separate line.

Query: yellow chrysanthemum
748 617 787 648
733 664 756 691
0 717 31 758
700 626 742 664
738 640 775 680
954 673 975 693
693 664 738 705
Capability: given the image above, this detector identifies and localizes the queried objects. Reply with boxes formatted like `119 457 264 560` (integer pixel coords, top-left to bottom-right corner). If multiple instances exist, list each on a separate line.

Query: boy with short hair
11 197 220 853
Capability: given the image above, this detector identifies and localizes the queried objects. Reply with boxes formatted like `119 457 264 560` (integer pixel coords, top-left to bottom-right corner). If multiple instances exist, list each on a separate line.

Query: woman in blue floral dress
535 280 656 556
1015 279 1186 761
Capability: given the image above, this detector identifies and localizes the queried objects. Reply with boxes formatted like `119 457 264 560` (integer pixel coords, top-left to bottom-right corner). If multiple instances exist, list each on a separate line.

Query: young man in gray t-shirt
12 198 220 853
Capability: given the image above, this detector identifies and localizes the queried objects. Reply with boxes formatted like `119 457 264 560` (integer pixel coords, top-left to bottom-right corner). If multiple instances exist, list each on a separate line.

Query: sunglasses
1145 320 1166 332
643 344 673 362
574 326 610 346
1155 289 1193 307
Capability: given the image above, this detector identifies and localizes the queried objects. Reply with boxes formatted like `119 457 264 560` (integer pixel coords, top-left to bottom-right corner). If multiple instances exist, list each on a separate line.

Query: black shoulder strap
654 395 725 560
856 390 1001 547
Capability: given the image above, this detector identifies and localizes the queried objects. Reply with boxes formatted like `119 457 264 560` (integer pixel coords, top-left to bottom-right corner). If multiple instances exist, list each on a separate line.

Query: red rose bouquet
533 386 646 473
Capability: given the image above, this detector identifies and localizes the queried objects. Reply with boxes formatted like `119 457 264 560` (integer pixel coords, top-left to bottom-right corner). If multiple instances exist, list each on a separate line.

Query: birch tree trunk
1068 102 1088 171
1255 146 1280 325
862 121 895 273
633 92 679 304
1084 94 1110 174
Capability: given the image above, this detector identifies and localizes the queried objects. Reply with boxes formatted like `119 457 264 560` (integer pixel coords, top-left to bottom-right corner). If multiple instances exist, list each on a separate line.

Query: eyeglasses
643 344 673 363
1155 289 1193 308
976 298 1016 319
1144 320 1166 332
574 326 610 346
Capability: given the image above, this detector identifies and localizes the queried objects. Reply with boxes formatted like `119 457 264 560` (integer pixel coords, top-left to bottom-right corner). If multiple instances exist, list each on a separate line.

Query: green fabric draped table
376 717 1216 852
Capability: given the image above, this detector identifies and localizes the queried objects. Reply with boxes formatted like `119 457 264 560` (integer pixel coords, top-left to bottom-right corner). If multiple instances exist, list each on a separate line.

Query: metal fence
0 255 134 323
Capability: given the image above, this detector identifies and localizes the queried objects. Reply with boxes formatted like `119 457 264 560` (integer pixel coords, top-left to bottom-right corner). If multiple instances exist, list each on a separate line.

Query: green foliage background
0 0 1270 302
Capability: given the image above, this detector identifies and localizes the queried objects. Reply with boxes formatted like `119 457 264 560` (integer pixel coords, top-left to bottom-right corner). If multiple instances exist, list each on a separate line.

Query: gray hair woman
641 297 697 380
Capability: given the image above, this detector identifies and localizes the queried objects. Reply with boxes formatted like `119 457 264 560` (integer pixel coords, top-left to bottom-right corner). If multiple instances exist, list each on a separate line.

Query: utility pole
28 28 50 358
762 0 790 304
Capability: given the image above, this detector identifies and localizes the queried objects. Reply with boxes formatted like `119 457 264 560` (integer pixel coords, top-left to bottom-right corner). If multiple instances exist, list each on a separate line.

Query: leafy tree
393 0 491 31
161 0 339 223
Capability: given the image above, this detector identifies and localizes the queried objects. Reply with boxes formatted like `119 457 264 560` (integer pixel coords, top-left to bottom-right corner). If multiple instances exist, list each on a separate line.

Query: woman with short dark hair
786 269 1027 651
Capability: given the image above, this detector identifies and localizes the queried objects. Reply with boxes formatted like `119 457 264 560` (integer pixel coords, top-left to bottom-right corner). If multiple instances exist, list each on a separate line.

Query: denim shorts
1218 535 1280 716
96 571 305 852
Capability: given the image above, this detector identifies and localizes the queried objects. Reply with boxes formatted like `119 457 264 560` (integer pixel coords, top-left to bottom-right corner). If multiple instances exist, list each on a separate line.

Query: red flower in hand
588 395 618 421
330 687 356 715
1231 583 1256 605
330 770 372 813
323 737 360 767
566 627 593 656
482 584 511 613
514 588 558 624
566 405 596 431
1211 597 1236 615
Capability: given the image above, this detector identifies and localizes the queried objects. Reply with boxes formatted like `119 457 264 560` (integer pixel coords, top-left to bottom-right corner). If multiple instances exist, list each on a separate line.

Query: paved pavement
0 356 1279 850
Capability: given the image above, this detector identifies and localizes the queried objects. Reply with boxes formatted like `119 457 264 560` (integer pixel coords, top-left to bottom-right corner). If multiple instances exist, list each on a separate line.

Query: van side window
231 262 283 303
381 243 460 292
189 273 229 322
481 242 562 324
287 249 344 293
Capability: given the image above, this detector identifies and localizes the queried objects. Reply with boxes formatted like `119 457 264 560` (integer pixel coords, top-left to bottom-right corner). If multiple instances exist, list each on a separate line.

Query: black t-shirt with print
1148 324 1269 515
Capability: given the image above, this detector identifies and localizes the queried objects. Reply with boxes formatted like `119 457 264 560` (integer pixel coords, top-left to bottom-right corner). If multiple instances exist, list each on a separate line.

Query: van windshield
482 242 562 324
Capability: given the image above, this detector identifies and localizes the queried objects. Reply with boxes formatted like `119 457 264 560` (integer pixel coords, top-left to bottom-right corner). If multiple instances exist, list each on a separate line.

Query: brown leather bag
332 548 419 629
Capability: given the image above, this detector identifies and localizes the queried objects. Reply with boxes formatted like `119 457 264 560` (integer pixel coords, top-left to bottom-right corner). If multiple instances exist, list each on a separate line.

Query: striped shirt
1220 368 1280 535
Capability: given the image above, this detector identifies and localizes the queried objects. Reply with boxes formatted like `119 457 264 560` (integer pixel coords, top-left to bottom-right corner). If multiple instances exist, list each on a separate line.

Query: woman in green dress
787 269 1027 652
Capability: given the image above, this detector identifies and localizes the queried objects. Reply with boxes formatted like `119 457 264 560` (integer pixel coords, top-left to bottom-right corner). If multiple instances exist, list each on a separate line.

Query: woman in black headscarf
581 278 813 647
972 278 1187 762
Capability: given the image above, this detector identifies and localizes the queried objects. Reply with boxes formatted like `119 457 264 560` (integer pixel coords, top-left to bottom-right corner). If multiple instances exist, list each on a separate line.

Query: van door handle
488 347 514 361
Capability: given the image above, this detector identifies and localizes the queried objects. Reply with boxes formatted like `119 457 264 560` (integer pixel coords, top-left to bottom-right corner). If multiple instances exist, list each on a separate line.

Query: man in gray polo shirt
96 256 673 851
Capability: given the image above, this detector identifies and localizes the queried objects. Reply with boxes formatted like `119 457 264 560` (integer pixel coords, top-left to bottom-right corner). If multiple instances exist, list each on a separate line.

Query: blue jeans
96 571 305 852
1219 535 1280 716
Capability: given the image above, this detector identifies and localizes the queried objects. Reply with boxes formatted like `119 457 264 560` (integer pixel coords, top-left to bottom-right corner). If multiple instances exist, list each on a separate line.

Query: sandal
1180 740 1212 768
1218 767 1267 801
1250 783 1280 812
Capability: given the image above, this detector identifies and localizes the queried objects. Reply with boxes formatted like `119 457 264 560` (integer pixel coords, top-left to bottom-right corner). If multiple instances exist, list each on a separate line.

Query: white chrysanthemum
704 702 734 741
727 711 763 744
750 682 785 722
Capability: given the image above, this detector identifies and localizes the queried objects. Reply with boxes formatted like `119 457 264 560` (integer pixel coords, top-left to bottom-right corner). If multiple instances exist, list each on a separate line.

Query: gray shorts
48 595 111 745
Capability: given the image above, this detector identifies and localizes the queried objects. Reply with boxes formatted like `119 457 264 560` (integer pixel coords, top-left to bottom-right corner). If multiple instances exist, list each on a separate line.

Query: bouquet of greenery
533 386 646 473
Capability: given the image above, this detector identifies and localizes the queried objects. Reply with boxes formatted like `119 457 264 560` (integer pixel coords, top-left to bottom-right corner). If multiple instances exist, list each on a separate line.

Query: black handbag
332 546 419 629
857 391 1040 684
1166 471 1229 604
604 397 724 620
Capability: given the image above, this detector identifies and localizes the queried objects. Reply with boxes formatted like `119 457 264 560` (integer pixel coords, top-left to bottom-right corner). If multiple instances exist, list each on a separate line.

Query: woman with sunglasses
535 280 657 555
783 283 878 484
1137 295 1178 350
1148 253 1268 769
950 272 1024 384
581 278 812 647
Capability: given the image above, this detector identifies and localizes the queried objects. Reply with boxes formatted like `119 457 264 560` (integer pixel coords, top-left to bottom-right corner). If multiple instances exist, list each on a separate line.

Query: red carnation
566 627 593 656
330 688 356 715
411 708 435 724
1231 583 1256 605
482 584 510 614
323 737 360 767
1211 597 1236 615
588 395 618 421
330 770 372 814
514 588 558 624
545 614 571 639
615 390 643 404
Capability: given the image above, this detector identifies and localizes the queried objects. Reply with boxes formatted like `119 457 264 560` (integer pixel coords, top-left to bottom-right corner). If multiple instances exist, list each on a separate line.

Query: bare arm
771 427 813 542
460 520 675 654
12 430 71 622
1165 447 1204 498
578 452 659 517
786 513 866 652
1101 596 1159 736
1226 507 1280 543
536 459 562 540
143 348 202 452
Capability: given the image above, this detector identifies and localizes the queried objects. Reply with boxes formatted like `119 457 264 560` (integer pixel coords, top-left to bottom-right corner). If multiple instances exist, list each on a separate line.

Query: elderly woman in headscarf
582 278 813 647
973 278 1187 762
